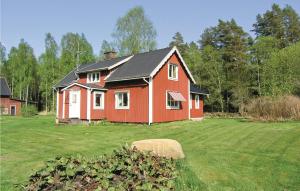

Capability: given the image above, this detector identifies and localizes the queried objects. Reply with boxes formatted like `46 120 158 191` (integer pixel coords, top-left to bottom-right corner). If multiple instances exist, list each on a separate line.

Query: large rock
131 139 185 159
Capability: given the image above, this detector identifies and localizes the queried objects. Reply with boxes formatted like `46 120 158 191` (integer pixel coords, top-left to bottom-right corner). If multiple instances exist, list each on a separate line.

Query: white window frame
115 91 130 109
168 63 178 81
166 91 180 110
87 72 100 83
93 91 104 109
195 95 200 109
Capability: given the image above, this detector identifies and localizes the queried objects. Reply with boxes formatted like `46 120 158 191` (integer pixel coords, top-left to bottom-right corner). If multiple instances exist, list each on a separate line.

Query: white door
69 91 80 118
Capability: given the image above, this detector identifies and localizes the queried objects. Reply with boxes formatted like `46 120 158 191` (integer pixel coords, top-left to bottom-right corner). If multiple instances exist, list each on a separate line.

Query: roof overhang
190 91 210 97
150 46 196 84
61 82 107 91
76 55 134 74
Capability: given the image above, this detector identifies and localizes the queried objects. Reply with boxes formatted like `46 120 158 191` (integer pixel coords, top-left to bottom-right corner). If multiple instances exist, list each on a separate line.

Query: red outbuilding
54 47 209 124
0 77 23 116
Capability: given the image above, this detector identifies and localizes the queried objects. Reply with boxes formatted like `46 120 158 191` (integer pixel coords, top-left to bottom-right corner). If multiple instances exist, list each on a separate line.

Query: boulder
131 139 185 159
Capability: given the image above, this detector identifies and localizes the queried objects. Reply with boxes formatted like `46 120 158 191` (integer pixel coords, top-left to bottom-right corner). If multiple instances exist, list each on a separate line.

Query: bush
21 105 38 117
245 95 300 121
24 146 177 191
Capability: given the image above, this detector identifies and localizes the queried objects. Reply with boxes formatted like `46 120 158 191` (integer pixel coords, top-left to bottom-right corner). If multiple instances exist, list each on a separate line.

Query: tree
39 33 59 112
199 45 225 112
6 40 38 104
199 19 251 112
112 6 157 55
60 33 95 77
0 42 7 76
169 32 188 53
99 40 114 60
253 4 300 47
250 36 280 96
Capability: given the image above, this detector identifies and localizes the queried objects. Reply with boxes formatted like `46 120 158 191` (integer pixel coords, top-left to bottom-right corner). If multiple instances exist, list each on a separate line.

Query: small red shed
0 77 23 116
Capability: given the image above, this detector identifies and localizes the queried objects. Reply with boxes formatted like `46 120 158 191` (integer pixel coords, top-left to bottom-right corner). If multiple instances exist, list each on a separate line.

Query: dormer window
87 72 100 83
168 63 178 80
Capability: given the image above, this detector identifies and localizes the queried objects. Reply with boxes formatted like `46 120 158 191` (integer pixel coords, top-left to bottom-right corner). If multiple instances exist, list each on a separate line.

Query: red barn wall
190 94 204 118
105 82 148 123
0 97 22 116
152 53 189 122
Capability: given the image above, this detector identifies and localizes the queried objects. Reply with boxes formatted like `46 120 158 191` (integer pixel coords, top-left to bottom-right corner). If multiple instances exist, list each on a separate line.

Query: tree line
0 4 299 113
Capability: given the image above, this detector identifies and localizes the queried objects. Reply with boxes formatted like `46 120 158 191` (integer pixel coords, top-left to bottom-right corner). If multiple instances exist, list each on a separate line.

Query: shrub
24 146 177 190
21 105 38 117
245 95 300 121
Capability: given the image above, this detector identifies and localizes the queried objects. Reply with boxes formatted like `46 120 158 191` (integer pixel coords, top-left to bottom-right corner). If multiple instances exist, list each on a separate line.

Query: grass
1 116 300 190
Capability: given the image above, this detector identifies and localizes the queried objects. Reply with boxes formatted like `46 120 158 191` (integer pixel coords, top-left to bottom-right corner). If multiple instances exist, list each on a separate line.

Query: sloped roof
190 83 209 95
106 47 173 82
0 77 11 96
77 55 131 74
54 47 196 88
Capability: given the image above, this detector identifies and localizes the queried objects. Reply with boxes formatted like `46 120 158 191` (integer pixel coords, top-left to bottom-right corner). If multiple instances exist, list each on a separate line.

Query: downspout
143 77 153 126
87 88 91 124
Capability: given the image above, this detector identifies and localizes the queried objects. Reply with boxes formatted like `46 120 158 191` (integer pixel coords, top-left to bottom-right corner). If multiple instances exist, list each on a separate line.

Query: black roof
0 77 11 96
77 55 131 74
54 47 194 88
106 47 173 82
190 83 209 95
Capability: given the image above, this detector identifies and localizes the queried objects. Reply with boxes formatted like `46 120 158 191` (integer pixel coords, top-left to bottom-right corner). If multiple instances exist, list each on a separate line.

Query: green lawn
1 116 300 190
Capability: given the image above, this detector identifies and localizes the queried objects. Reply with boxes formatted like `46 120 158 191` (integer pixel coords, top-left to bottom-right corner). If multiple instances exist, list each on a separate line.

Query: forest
0 3 299 115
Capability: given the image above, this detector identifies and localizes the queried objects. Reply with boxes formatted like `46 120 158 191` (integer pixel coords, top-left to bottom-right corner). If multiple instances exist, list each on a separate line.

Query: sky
1 0 300 57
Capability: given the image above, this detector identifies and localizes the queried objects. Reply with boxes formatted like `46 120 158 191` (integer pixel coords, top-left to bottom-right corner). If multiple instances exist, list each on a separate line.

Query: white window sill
168 77 178 81
115 107 130 110
166 107 180 110
93 107 104 110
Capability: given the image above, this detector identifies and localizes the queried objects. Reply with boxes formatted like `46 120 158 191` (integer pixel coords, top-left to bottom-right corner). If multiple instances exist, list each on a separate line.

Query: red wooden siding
105 84 148 123
58 91 63 119
90 91 106 120
190 94 204 118
152 53 189 122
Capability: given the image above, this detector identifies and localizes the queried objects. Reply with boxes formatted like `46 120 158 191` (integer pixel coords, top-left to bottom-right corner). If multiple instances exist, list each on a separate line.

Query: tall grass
245 95 300 121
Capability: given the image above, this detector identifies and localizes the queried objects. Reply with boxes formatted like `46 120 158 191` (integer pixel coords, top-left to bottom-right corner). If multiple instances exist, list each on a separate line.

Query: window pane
123 93 128 106
118 94 122 106
95 94 101 106
169 65 172 78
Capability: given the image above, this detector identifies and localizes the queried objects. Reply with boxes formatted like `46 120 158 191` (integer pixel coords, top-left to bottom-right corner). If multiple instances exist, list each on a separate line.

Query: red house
54 47 209 124
0 77 23 116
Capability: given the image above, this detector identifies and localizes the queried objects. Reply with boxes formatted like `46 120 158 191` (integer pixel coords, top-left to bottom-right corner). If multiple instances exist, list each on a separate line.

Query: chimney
104 51 117 60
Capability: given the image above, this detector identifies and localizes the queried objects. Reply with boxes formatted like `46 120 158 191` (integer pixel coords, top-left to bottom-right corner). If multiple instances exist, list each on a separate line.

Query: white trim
56 91 59 118
62 91 65 119
61 82 106 91
10 105 16 116
195 94 200 109
115 90 130 110
108 55 134 70
188 80 191 119
104 69 116 80
93 91 104 110
87 72 100 83
148 77 153 125
106 76 146 83
168 63 178 81
166 90 180 110
150 46 196 83
87 89 91 122
190 91 209 96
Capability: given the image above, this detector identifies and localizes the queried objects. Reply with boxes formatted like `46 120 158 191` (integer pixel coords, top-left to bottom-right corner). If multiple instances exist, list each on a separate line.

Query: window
87 72 100 83
166 92 180 109
115 91 129 109
189 94 192 109
195 95 200 109
168 63 178 80
93 91 104 109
